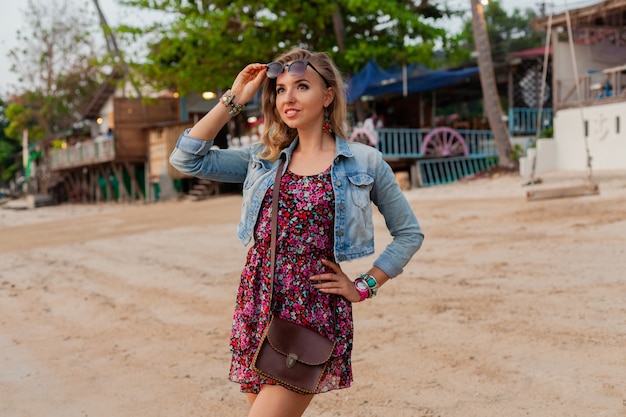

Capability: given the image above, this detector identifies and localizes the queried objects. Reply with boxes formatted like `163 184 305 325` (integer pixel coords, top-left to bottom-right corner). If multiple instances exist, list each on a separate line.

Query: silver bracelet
359 273 379 297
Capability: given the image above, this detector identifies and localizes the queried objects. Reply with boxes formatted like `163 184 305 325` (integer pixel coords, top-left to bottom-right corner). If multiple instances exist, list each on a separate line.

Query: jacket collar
334 136 353 158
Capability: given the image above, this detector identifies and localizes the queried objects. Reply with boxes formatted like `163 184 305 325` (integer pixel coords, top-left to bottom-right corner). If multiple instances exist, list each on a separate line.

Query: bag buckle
286 353 299 368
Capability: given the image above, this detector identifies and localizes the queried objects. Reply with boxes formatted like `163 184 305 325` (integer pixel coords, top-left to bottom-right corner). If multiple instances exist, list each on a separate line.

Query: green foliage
540 126 553 138
116 0 454 94
4 101 45 142
509 143 525 161
443 0 543 67
0 100 22 182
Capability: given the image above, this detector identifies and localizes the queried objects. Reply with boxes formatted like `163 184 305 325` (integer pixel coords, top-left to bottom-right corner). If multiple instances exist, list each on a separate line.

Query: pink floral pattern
228 167 353 394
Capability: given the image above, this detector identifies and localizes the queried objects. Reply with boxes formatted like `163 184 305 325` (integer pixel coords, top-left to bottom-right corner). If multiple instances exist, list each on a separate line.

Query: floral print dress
228 167 354 394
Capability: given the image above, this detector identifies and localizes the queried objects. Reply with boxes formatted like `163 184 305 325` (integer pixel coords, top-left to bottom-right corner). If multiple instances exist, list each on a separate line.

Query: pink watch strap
354 278 369 302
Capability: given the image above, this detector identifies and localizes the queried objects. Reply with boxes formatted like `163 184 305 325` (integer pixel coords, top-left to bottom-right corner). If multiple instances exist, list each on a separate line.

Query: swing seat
525 7 600 202
526 182 599 201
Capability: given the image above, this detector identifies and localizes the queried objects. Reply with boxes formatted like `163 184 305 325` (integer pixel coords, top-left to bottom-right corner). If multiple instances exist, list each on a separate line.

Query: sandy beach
1 170 625 417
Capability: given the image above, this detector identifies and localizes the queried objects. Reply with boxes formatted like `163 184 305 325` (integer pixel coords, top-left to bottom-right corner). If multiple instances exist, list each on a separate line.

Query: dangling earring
322 108 332 134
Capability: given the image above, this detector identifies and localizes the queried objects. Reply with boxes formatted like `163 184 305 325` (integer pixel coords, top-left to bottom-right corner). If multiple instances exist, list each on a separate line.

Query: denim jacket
169 129 424 278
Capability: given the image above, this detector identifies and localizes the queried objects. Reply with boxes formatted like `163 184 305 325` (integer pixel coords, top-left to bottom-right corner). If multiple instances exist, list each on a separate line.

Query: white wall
519 139 557 178
553 101 626 170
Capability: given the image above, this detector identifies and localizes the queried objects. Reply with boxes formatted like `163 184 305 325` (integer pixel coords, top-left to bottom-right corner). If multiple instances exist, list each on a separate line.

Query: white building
525 0 626 174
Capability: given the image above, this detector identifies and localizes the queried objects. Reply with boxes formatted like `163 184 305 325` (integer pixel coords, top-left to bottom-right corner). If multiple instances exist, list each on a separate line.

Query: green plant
510 143 525 161
540 126 553 138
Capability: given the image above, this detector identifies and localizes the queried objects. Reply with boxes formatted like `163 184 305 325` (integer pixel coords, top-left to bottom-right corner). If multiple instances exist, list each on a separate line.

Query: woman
169 48 424 417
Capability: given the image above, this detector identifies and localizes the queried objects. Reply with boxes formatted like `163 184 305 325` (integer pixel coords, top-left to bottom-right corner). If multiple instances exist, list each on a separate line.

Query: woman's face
274 65 333 132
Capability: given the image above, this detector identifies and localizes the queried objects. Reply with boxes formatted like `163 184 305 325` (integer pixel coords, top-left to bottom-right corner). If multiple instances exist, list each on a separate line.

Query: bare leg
247 385 314 417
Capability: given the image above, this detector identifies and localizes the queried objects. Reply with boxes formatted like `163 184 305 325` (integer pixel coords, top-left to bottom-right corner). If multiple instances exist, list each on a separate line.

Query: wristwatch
354 278 370 302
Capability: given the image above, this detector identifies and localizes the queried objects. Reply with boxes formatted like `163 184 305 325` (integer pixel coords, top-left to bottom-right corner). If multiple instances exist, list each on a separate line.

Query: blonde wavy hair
259 48 347 161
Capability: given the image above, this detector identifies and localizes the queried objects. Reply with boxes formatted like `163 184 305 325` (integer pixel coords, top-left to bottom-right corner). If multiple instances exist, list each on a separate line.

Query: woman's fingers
231 63 267 103
310 259 345 284
320 258 344 276
311 277 360 303
309 259 361 302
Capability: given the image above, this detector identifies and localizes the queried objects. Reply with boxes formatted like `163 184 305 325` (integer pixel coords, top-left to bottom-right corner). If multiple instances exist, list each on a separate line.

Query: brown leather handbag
251 158 336 395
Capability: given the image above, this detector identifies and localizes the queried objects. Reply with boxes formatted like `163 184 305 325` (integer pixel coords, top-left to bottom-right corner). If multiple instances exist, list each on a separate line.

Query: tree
445 0 543 68
0 99 21 184
441 0 543 169
115 0 456 95
471 0 514 169
3 100 44 143
484 2 542 60
7 0 106 138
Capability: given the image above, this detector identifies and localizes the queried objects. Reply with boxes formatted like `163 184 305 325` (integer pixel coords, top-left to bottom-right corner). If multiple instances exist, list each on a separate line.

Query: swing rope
528 8 553 184
564 4 594 183
528 1 595 186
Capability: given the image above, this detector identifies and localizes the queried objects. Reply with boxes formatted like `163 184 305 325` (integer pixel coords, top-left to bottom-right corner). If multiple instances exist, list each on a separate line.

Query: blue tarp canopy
346 59 396 104
346 60 479 104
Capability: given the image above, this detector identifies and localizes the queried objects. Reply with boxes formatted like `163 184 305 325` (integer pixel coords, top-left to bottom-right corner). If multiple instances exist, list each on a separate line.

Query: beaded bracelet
360 273 379 297
220 89 245 117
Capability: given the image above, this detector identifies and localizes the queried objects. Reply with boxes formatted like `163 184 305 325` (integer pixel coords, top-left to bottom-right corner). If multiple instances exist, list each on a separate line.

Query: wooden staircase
188 179 220 201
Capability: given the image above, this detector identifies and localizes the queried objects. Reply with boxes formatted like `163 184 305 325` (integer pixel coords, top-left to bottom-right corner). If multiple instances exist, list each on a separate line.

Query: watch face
355 281 368 291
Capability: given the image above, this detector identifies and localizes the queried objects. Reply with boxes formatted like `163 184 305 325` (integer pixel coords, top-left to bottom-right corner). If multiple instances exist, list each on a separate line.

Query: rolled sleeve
175 128 214 155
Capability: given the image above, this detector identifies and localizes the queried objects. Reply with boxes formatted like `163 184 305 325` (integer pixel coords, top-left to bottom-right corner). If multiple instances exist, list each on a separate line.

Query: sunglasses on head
266 60 329 86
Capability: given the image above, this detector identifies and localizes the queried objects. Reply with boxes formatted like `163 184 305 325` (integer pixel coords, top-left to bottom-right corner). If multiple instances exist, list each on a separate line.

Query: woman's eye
298 83 309 90
276 87 285 94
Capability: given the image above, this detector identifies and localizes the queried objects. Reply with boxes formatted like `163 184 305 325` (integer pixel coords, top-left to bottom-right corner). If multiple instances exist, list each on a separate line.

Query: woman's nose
284 88 295 102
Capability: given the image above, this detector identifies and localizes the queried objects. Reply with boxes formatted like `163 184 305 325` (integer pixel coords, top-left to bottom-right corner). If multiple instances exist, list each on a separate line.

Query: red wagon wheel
421 127 469 157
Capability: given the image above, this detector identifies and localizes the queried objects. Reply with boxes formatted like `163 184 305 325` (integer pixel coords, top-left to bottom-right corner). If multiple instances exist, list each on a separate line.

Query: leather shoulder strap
268 157 286 309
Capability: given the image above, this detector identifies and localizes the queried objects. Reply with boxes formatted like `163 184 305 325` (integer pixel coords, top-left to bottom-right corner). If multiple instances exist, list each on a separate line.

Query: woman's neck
289 131 336 176
296 130 335 154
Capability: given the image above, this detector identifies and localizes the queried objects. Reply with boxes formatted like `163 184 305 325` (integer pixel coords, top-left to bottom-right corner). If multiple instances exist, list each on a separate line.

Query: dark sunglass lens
288 61 308 76
266 62 284 79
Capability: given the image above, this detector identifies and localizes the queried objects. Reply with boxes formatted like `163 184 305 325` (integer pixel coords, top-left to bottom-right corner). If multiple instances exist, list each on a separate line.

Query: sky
0 0 602 97
0 0 164 96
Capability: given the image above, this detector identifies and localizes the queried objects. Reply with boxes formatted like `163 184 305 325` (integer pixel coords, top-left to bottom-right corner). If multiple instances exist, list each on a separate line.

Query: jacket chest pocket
346 174 374 208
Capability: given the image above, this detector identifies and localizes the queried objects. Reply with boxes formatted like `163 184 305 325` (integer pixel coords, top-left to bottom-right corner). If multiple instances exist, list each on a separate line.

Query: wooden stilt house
46 76 181 204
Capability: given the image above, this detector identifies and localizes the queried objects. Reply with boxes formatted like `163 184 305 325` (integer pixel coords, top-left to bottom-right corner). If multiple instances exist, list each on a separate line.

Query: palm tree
470 0 515 169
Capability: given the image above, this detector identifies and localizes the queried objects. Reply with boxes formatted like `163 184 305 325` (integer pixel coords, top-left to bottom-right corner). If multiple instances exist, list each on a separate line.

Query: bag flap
266 316 335 365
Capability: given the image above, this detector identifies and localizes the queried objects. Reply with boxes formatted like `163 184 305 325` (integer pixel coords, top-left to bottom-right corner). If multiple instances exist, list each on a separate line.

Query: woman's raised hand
231 63 267 105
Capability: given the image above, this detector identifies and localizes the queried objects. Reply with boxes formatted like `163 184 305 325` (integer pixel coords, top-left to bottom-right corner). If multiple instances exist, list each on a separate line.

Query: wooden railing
375 128 498 187
555 64 626 110
376 128 426 157
47 128 498 188
508 108 553 136
376 128 497 158
459 129 497 155
49 138 115 170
